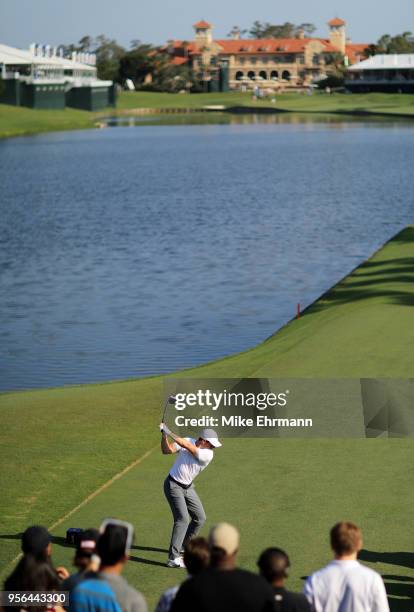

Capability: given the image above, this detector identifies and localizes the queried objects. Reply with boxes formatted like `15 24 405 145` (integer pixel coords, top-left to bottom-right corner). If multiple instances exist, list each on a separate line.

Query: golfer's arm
169 434 198 457
161 434 177 455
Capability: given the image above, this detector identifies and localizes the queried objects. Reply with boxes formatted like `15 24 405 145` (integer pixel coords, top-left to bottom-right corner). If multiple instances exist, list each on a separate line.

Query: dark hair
330 522 361 556
183 538 210 575
209 546 227 568
97 525 129 566
21 526 50 558
257 548 290 582
4 555 59 612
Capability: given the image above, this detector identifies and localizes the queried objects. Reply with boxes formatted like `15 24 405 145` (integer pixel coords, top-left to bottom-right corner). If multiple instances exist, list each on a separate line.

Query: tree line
364 32 414 56
60 35 200 92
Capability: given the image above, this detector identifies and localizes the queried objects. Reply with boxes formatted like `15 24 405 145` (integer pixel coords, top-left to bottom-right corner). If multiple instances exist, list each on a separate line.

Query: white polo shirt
304 560 389 612
169 438 214 486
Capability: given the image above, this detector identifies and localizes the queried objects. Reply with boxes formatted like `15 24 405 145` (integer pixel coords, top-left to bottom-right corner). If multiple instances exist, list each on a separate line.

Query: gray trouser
164 476 206 560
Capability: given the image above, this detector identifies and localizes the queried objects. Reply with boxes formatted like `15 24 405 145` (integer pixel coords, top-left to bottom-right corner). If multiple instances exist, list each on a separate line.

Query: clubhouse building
0 43 116 110
164 18 370 91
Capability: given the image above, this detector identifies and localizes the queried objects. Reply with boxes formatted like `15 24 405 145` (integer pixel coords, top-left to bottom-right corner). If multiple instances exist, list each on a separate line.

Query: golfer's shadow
129 544 169 567
131 545 169 554
0 534 168 568
359 550 414 570
359 550 414 611
0 534 74 548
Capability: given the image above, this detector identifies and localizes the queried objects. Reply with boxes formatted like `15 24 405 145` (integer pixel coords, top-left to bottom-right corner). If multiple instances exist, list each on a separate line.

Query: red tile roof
328 17 346 26
214 38 308 53
345 43 369 62
171 56 189 65
314 39 340 52
162 40 196 53
166 36 369 65
194 20 211 29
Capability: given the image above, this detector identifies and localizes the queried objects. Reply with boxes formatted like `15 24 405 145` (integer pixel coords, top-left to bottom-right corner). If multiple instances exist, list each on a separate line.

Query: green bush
316 75 345 90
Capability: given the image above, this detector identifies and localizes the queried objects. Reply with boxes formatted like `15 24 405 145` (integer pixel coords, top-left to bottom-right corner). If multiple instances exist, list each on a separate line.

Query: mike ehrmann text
174 415 313 428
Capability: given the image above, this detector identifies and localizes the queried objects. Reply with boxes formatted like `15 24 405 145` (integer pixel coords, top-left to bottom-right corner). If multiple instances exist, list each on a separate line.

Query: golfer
160 422 222 568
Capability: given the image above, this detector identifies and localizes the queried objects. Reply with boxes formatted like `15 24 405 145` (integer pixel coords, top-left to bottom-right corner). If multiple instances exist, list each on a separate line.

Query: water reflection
103 111 412 129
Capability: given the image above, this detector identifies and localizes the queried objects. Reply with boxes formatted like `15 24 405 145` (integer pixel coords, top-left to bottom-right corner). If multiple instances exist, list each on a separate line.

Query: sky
1 0 413 50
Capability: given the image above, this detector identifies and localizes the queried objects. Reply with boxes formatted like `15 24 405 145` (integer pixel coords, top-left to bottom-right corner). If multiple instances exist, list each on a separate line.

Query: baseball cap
21 525 51 556
200 428 222 448
209 523 239 555
98 519 134 565
76 528 100 557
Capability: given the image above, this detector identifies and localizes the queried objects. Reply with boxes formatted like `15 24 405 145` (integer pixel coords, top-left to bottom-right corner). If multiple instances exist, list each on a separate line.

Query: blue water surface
0 117 413 390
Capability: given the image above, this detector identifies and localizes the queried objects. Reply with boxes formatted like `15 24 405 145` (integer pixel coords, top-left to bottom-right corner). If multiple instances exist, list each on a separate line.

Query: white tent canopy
0 43 96 73
0 43 63 66
348 54 414 71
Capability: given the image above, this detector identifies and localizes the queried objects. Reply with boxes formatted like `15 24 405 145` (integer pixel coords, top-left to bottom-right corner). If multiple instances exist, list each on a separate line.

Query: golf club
162 394 176 424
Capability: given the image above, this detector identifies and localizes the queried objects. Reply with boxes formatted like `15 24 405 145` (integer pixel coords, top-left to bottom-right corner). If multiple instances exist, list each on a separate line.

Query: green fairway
1 226 413 610
1 91 414 140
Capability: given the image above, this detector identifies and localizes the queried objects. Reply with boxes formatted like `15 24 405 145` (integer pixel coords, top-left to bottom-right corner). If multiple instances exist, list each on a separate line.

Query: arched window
259 70 267 80
270 70 278 80
235 71 244 81
247 71 255 80
282 70 291 80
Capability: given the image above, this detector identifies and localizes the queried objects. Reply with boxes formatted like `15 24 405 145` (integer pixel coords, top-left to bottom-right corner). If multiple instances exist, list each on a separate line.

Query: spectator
171 522 275 612
304 521 390 611
155 537 210 612
62 528 100 594
4 525 69 612
70 521 147 612
257 548 310 612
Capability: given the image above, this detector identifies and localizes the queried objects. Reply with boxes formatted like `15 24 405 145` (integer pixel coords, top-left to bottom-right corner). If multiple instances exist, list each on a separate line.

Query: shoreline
2 224 413 396
2 106 413 142
2 91 414 139
109 105 414 120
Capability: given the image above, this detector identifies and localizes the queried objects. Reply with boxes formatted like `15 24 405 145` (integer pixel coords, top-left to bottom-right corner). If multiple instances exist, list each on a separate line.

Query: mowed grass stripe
48 446 157 532
1 446 157 575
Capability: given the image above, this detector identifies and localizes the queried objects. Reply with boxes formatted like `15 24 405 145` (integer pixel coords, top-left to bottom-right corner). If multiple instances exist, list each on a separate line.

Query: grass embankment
116 90 414 116
0 104 97 139
1 92 414 139
1 227 413 609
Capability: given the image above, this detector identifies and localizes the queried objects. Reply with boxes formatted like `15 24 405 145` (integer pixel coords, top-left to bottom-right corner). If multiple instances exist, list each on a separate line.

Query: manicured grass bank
116 90 414 116
0 104 97 139
1 92 414 139
0 227 413 609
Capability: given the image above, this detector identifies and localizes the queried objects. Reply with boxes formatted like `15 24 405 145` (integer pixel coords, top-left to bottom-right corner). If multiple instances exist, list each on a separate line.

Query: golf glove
160 422 172 436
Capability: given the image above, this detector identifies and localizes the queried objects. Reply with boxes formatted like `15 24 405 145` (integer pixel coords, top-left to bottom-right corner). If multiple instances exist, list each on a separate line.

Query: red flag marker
297 303 300 319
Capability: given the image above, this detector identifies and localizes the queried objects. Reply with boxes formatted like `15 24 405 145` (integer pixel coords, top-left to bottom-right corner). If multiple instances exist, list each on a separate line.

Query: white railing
19 75 65 84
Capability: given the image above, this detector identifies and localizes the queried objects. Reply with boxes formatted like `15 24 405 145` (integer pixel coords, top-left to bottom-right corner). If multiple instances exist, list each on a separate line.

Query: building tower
193 20 213 48
328 17 346 54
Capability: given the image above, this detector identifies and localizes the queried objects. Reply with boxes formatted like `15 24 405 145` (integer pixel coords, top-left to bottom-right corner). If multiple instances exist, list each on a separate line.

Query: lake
1 114 413 391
